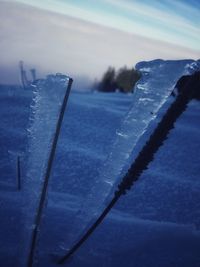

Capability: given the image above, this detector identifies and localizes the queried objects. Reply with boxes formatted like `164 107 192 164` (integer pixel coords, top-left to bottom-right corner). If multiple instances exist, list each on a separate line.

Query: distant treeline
96 66 141 93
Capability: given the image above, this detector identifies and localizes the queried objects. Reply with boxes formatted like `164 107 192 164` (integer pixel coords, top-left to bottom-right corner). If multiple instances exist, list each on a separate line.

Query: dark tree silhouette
115 66 141 93
98 66 141 93
98 66 116 92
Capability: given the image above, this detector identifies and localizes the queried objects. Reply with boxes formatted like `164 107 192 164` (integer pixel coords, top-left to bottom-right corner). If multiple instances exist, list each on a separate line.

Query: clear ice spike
60 59 200 253
20 74 72 267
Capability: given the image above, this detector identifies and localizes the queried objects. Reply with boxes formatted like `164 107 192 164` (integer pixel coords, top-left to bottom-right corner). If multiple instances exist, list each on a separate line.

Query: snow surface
0 59 200 267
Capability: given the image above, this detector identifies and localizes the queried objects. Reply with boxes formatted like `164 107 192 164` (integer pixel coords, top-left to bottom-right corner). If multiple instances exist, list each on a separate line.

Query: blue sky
0 0 199 85
14 0 200 50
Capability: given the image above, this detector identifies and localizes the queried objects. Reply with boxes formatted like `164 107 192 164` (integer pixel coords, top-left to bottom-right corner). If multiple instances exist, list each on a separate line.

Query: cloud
0 1 199 85
14 0 200 50
103 0 200 48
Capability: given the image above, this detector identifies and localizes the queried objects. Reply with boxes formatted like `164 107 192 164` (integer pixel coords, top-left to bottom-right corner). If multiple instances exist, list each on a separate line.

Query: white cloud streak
12 0 200 50
103 0 200 47
0 1 199 85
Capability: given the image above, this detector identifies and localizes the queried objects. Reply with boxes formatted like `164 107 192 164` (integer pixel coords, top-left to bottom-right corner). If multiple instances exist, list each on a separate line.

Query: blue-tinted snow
0 85 32 266
0 59 200 267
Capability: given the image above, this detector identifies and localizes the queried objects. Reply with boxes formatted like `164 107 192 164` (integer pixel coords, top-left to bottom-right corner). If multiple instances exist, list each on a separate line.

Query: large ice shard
58 59 200 259
20 74 72 266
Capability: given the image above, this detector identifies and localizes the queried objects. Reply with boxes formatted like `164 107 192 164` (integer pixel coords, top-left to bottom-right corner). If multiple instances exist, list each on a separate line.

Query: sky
0 0 200 87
